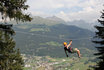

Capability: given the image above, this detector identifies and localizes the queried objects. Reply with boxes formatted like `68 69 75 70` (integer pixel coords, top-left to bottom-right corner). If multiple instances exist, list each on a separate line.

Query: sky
26 0 104 23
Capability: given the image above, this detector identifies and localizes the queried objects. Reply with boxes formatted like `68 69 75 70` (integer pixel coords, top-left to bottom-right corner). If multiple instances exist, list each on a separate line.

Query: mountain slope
13 23 95 57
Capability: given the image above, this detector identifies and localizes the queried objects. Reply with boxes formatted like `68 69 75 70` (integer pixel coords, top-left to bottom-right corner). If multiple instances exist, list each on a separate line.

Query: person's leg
75 48 81 58
64 47 69 57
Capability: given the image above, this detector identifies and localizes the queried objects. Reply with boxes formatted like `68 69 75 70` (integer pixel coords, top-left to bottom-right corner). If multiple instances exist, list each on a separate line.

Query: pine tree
0 0 32 70
0 26 24 70
0 0 32 23
93 7 104 69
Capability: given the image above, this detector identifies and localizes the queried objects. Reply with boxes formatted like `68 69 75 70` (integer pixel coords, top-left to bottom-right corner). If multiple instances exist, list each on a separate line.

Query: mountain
66 20 99 31
11 16 65 26
9 16 98 31
46 16 98 31
13 23 95 57
46 16 65 23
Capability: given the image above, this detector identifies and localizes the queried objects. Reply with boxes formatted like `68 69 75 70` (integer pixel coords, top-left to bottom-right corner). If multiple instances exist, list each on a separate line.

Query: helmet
63 42 67 45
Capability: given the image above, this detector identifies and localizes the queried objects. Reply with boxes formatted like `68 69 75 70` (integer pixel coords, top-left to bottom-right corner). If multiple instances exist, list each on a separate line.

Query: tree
0 0 32 23
93 7 104 70
0 0 32 70
0 26 24 70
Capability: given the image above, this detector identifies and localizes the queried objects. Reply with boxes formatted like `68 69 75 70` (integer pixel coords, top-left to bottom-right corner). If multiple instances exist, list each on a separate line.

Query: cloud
56 0 104 22
29 11 52 17
25 0 104 22
1 0 103 23
27 0 64 10
56 6 100 22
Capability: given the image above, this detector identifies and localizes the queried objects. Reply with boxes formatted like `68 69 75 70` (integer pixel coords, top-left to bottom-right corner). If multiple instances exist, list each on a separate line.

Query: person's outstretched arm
67 41 72 49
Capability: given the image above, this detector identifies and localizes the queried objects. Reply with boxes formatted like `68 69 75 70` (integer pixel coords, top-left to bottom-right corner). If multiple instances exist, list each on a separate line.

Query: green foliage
0 0 32 23
92 7 104 70
0 26 24 70
40 41 62 47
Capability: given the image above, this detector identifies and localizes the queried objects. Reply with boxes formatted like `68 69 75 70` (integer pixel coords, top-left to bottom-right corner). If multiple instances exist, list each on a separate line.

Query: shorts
68 47 77 53
71 48 77 53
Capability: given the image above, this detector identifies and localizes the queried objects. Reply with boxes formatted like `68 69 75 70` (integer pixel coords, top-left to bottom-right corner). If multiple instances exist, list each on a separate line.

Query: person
63 40 81 58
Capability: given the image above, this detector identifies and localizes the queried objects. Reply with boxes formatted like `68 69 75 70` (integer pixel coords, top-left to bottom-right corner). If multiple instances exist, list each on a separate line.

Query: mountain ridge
9 16 97 31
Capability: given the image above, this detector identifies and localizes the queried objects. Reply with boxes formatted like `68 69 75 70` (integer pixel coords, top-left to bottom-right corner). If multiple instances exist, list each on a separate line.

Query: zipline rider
63 40 81 58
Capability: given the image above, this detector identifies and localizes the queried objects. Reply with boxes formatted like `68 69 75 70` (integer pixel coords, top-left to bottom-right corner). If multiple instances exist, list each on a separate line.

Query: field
23 55 96 70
